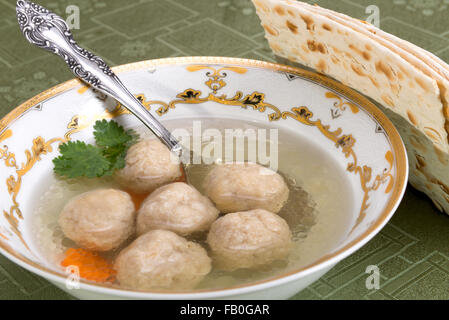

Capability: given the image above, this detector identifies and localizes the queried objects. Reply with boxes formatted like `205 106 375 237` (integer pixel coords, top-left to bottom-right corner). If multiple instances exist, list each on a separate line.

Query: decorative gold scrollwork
155 88 282 121
0 132 18 170
186 65 247 93
326 91 359 119
281 106 394 231
3 136 65 249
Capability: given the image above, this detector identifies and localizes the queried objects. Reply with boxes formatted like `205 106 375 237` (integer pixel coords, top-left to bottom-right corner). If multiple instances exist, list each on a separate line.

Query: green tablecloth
0 0 448 300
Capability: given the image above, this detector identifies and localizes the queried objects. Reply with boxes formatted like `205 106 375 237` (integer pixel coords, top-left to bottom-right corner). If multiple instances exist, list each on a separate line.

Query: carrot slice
175 164 187 183
127 191 148 210
61 248 116 283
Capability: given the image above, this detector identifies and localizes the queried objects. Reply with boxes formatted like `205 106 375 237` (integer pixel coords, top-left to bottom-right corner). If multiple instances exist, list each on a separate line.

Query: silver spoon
16 0 187 174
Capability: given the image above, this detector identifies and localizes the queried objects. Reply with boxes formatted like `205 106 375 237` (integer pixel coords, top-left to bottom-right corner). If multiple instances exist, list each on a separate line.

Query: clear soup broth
32 118 354 291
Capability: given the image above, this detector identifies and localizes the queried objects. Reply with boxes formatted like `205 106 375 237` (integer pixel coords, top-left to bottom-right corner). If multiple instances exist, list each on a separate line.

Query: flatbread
252 0 446 148
291 1 449 213
252 0 449 213
295 1 449 141
307 3 449 82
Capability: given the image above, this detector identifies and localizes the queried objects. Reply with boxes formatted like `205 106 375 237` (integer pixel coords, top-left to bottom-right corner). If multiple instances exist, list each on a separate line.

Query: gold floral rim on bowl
0 57 408 297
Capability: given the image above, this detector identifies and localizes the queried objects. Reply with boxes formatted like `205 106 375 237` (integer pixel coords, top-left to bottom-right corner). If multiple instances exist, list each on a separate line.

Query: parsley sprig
53 120 139 179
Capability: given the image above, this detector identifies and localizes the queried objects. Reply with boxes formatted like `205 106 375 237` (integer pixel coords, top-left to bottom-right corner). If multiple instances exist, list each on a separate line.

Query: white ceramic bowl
0 57 408 299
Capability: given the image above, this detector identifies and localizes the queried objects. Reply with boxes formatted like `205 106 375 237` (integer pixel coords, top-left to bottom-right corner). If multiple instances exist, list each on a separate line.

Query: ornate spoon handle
16 0 182 156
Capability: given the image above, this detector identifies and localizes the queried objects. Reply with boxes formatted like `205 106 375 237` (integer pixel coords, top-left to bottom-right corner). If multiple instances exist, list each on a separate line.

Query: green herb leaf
93 119 138 173
53 141 110 178
93 119 137 149
53 120 139 178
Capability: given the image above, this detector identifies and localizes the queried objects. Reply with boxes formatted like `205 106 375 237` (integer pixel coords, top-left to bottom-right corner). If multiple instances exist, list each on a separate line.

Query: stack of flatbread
252 0 449 214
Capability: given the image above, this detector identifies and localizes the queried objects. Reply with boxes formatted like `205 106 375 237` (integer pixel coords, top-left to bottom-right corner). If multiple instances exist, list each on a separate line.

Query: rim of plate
0 56 408 298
